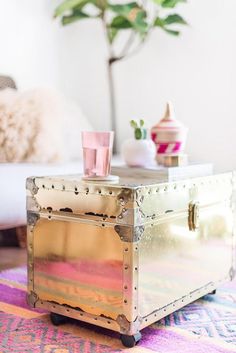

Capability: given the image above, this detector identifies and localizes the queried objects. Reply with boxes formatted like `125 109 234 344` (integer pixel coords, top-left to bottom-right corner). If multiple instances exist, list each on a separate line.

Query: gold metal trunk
26 172 236 345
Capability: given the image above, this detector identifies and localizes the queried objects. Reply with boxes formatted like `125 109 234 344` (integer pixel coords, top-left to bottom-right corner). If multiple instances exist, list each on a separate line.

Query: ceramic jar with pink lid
151 102 188 164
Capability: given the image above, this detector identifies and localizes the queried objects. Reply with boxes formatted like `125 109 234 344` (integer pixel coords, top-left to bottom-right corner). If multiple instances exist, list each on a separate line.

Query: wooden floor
0 247 27 270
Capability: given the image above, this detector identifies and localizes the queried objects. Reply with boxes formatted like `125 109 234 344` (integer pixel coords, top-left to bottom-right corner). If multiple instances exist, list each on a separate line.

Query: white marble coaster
82 175 119 182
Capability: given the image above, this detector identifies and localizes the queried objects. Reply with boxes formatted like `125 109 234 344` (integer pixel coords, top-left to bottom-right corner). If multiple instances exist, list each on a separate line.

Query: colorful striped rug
1 266 236 353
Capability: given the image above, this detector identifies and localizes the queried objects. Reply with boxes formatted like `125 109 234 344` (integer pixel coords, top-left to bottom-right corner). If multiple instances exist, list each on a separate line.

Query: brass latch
188 202 199 231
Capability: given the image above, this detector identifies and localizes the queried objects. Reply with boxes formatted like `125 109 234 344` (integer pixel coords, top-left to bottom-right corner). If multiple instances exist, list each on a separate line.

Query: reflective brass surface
139 186 190 219
27 172 236 335
35 188 122 218
36 299 121 333
33 218 123 320
139 201 233 317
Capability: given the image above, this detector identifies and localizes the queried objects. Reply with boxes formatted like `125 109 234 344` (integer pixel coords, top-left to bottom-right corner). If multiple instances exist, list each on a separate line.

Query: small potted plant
122 119 156 167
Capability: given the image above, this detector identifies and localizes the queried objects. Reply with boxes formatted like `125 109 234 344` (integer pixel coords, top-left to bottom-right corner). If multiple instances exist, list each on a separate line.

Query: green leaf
164 28 180 35
154 17 165 27
109 2 137 16
164 14 187 25
95 0 107 11
154 14 185 35
161 0 186 8
62 11 89 25
108 27 118 43
54 0 85 17
140 119 144 127
154 14 186 27
152 0 165 4
55 0 105 17
109 2 148 35
130 120 138 128
135 128 142 139
110 15 132 29
73 0 92 10
133 10 148 34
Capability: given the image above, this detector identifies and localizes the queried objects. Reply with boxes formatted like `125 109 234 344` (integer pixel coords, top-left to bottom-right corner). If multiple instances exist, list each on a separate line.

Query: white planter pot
122 139 156 167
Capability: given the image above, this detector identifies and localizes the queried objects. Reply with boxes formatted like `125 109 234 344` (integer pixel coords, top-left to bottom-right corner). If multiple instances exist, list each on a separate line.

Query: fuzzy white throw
0 88 92 162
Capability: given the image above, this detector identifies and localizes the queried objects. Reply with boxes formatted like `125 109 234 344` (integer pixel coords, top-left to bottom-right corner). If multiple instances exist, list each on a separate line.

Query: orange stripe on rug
0 301 47 319
123 347 160 353
0 277 27 290
40 314 124 350
34 315 159 352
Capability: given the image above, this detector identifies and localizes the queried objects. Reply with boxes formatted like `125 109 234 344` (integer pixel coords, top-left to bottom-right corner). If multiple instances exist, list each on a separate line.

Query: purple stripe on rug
139 328 235 353
140 327 236 353
0 283 44 313
0 266 27 286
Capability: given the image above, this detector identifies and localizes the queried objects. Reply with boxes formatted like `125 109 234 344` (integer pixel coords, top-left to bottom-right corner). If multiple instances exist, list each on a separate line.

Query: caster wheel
209 289 216 295
120 332 142 348
50 312 67 326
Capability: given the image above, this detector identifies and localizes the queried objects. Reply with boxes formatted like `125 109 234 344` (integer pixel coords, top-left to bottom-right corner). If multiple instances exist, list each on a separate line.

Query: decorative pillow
0 88 93 163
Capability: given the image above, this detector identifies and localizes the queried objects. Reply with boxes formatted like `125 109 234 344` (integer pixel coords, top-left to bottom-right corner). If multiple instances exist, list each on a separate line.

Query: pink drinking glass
81 131 114 178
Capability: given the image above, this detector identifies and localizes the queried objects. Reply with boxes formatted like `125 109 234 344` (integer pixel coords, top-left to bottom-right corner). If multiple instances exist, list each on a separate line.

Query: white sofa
0 158 122 230
0 162 83 229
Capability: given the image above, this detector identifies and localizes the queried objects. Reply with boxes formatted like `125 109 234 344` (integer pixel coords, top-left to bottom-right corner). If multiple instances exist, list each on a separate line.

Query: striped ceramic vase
151 102 188 164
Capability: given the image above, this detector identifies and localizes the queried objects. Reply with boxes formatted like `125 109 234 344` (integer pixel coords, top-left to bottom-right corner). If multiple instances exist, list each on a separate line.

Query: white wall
0 1 60 88
0 0 235 171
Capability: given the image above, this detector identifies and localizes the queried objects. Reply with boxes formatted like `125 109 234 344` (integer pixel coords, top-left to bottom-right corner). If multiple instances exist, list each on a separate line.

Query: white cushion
0 162 82 229
0 157 122 229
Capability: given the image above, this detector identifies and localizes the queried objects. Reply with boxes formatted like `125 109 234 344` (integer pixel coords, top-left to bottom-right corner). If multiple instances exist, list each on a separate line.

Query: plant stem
106 35 149 154
107 59 117 153
119 31 137 58
101 15 118 153
102 12 151 154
